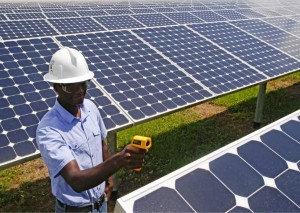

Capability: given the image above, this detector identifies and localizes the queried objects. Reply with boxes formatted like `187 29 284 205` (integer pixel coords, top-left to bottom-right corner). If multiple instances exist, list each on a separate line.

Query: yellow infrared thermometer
131 135 152 171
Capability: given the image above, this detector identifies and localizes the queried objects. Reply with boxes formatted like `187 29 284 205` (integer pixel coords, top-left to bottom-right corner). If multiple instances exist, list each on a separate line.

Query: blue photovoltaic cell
94 15 144 30
48 17 105 34
190 22 300 78
134 26 266 94
153 7 176 13
0 14 7 21
237 140 288 178
130 8 156 14
260 130 300 163
252 7 282 17
191 6 210 11
55 31 212 121
263 17 300 38
6 12 46 20
13 9 41 13
132 13 176 27
269 7 296 16
191 11 227 22
248 187 299 212
205 5 226 10
210 153 264 196
276 169 300 206
232 19 300 60
0 19 58 40
117 109 300 212
173 7 195 12
133 187 193 212
44 11 80 18
215 10 248 20
105 9 133 15
235 9 265 18
280 120 300 142
176 169 235 212
163 12 204 24
77 10 108 16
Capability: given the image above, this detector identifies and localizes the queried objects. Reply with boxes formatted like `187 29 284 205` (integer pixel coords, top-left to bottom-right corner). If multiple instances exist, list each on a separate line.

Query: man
36 47 145 213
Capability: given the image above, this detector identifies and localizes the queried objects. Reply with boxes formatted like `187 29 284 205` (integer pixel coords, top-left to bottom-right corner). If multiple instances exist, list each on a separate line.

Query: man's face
55 81 88 106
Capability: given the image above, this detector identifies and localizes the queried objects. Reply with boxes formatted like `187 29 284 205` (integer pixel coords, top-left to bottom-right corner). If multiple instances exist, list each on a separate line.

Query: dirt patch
192 102 227 119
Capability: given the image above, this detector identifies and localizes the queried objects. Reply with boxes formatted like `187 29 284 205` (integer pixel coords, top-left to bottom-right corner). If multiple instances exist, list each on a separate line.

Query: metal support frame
254 82 267 128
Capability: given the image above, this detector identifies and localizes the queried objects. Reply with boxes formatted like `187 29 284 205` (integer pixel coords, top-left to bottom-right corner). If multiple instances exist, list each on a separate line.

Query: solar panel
115 109 300 212
77 10 108 17
214 9 248 20
268 7 296 16
44 11 79 18
191 11 227 22
153 7 176 13
94 15 144 30
47 17 105 34
105 9 133 15
130 8 156 14
55 31 212 121
232 19 300 60
251 7 282 17
134 25 266 94
263 17 300 38
163 12 204 24
190 22 300 78
132 13 176 27
0 19 58 40
6 12 46 20
235 9 266 18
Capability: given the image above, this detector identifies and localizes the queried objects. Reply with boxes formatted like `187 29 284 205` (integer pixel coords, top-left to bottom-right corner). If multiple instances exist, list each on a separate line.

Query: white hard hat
44 47 94 84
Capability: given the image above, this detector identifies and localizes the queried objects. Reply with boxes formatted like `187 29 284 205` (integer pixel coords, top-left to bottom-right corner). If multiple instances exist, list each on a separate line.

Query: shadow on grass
0 82 299 212
0 178 54 212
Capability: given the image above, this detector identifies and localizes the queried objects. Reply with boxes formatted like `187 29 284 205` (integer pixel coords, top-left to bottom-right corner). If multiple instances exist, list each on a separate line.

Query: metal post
254 82 267 128
107 131 119 199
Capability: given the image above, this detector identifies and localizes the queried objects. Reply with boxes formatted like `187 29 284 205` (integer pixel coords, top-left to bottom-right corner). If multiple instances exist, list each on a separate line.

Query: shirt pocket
66 140 91 169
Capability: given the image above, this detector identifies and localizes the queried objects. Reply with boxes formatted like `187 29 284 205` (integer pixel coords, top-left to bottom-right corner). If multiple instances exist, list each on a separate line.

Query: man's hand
121 145 146 170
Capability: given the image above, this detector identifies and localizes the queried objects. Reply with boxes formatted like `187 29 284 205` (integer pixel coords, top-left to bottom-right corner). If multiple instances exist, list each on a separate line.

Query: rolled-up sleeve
36 127 75 179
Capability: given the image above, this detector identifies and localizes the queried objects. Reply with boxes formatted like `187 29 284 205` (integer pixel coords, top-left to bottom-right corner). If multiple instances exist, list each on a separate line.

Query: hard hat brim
44 71 94 84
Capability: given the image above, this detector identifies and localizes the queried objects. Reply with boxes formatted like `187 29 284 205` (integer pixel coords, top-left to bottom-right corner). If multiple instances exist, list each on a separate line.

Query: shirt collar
54 99 89 124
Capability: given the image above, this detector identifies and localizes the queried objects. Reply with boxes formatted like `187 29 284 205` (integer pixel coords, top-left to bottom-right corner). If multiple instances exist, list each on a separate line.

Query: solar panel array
1 0 300 170
115 109 300 212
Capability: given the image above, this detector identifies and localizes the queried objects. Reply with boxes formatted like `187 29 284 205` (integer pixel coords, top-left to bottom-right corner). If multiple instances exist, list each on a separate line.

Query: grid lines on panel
232 19 300 60
132 13 176 27
55 31 212 121
44 11 79 18
191 11 227 22
47 17 105 34
134 26 266 94
190 22 300 78
93 15 144 30
6 12 46 20
235 9 266 18
163 12 204 24
214 10 248 20
77 10 108 17
263 17 300 38
0 19 58 40
0 38 59 166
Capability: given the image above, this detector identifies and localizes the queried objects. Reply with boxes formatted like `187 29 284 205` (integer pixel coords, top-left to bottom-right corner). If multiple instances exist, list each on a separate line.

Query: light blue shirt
36 99 107 207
